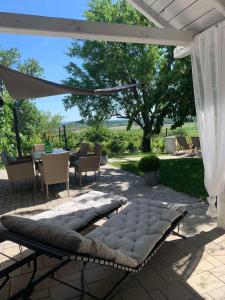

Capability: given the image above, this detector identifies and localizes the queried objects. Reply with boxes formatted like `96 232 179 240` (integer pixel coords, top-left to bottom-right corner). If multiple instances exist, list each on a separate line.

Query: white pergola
1 0 225 227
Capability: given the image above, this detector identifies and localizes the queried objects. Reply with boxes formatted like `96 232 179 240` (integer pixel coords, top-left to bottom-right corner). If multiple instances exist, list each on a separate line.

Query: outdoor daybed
0 193 186 300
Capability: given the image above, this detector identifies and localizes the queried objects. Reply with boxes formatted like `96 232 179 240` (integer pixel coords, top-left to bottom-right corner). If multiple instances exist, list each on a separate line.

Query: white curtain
191 21 225 227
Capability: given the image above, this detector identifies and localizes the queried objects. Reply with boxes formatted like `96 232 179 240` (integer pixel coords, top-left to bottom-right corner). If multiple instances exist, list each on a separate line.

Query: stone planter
100 155 108 165
144 170 159 186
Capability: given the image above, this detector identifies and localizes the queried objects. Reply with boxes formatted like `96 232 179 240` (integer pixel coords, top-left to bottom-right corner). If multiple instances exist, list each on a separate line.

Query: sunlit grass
111 158 207 200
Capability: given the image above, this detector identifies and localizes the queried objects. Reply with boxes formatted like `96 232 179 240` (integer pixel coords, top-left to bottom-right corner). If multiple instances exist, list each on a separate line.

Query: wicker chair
176 136 190 151
94 143 102 157
74 156 100 186
191 137 201 150
33 144 45 152
1 151 35 191
39 152 70 199
69 143 90 166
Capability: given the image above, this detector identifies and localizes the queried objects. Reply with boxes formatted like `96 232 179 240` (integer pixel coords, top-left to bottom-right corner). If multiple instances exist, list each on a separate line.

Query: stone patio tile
58 261 81 277
49 279 81 300
120 284 152 300
191 258 215 275
35 268 60 290
31 288 50 299
217 273 225 285
22 256 44 274
158 265 188 283
190 234 212 248
209 265 225 277
42 256 61 268
120 275 140 290
149 289 167 300
186 271 224 294
88 278 114 298
154 245 185 267
202 253 223 268
1 258 23 277
160 281 195 300
0 281 10 300
10 273 32 296
84 265 108 284
175 239 203 256
208 285 225 299
192 294 214 300
136 267 167 292
104 267 125 284
147 257 164 272
207 248 225 264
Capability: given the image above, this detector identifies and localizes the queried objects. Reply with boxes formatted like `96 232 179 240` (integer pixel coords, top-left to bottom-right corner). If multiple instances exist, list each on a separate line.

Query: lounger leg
79 173 82 187
66 181 70 196
41 179 44 192
11 182 15 193
172 231 186 239
80 262 86 300
46 184 49 199
21 257 38 299
33 178 36 193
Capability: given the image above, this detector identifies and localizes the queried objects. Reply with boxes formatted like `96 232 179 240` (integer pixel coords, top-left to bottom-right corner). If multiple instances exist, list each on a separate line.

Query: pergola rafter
0 12 193 46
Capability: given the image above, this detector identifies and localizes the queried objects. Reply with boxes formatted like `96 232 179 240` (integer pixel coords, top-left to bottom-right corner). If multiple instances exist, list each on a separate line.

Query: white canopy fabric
192 20 225 227
0 64 136 100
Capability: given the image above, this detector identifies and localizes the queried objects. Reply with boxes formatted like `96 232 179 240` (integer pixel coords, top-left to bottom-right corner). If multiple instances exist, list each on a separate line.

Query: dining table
31 148 70 162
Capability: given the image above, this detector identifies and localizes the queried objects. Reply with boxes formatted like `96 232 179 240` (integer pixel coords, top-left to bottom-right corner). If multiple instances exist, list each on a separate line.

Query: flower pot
100 155 108 165
144 170 159 186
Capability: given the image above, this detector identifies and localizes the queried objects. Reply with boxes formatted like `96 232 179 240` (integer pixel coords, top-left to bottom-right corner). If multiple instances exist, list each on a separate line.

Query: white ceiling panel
129 0 225 33
159 0 198 22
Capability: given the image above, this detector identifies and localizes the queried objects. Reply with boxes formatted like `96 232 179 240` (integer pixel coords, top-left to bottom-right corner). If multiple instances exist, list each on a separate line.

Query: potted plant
138 154 160 186
100 149 108 165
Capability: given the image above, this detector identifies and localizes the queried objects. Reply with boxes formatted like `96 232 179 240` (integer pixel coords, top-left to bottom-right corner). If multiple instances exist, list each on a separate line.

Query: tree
39 111 63 134
0 46 44 155
64 0 195 152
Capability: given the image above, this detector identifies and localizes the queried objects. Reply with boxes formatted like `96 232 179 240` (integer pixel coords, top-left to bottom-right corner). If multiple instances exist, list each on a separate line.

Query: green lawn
111 158 207 200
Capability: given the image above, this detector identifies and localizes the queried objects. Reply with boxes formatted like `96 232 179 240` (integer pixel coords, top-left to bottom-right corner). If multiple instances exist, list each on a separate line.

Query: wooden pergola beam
0 12 193 46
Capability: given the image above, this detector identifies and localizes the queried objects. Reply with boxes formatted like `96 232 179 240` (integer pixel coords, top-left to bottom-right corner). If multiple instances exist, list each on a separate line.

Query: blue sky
0 0 90 122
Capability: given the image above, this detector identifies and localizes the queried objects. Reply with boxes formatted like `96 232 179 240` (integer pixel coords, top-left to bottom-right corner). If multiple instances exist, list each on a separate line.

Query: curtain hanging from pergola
192 20 225 229
0 64 136 100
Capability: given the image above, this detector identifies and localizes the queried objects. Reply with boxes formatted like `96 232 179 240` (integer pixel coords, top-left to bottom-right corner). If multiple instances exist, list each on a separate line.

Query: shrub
108 133 127 153
152 137 165 153
138 155 160 173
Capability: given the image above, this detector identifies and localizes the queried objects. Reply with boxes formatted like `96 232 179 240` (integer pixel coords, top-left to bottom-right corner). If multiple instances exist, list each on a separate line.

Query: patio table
31 148 69 162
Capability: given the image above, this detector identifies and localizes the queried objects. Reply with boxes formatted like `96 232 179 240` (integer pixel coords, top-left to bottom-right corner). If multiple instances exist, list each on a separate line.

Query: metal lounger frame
0 212 186 300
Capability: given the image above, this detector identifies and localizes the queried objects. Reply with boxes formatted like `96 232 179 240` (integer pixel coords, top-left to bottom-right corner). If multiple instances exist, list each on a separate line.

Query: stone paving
0 164 225 300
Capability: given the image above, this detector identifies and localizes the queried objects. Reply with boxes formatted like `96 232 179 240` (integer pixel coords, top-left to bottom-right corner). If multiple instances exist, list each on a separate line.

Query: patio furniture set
176 136 201 156
0 142 102 198
0 190 187 300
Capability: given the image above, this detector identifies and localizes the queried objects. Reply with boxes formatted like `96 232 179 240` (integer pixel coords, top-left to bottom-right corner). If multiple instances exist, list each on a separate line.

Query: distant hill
63 118 197 129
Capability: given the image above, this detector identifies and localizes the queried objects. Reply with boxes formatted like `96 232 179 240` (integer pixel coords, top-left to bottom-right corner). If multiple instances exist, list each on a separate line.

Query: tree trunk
142 129 151 152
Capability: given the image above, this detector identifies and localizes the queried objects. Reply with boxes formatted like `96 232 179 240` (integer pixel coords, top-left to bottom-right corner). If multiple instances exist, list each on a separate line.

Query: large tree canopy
64 0 195 151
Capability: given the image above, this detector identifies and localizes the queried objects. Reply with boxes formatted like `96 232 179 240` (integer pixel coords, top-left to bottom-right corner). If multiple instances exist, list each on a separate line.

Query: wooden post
63 124 68 150
12 100 22 157
59 127 61 146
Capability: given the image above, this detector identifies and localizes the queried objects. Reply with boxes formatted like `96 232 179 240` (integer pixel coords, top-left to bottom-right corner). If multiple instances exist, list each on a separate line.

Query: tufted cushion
13 191 127 231
86 199 185 267
1 215 92 253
